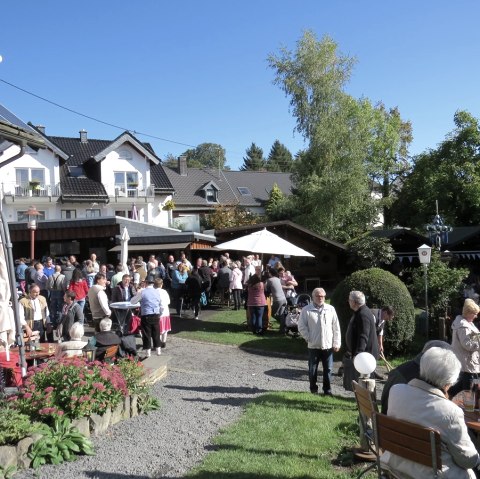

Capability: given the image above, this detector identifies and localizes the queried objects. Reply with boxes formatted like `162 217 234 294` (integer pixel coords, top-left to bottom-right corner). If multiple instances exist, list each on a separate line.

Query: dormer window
68 166 85 178
206 187 218 203
118 149 132 161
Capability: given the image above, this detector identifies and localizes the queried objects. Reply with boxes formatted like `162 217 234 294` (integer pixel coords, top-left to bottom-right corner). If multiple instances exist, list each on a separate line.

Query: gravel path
13 334 365 479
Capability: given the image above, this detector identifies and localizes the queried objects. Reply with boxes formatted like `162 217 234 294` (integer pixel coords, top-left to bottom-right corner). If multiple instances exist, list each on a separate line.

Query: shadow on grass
164 384 268 394
187 472 318 479
252 393 357 414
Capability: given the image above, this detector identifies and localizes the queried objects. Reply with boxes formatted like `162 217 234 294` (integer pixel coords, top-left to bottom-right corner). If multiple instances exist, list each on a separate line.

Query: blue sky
1 1 479 170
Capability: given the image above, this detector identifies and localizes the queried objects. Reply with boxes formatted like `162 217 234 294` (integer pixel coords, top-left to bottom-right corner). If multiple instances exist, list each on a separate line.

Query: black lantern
82 343 97 362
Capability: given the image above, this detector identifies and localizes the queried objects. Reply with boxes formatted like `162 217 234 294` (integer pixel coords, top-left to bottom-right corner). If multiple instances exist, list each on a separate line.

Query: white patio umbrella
120 226 130 273
215 228 314 257
0 233 15 362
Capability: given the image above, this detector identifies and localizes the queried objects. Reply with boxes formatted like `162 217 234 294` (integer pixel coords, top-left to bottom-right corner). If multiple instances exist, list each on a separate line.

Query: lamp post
426 200 453 250
26 205 41 260
418 244 432 338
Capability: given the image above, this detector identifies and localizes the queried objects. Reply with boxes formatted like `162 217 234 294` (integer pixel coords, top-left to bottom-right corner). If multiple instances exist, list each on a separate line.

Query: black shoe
324 391 333 396
160 341 166 348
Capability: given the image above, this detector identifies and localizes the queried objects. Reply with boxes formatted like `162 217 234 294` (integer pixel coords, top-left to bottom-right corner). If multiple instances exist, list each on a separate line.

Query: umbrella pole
0 211 26 377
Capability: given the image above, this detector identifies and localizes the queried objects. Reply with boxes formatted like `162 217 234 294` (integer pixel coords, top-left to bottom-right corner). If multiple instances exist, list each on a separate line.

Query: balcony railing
113 184 155 200
2 182 61 199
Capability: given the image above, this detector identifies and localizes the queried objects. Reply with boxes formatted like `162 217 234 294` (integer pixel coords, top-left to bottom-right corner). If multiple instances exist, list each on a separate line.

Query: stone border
0 394 139 471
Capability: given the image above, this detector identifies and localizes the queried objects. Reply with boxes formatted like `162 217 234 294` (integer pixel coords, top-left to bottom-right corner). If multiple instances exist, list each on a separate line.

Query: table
109 302 139 335
11 343 57 366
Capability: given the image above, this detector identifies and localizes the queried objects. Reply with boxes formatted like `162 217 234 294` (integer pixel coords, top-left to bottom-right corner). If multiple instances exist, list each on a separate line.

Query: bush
0 404 42 446
330 268 415 354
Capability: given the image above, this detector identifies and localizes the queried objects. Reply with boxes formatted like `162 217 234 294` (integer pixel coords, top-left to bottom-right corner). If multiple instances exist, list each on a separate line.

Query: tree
346 235 395 269
180 143 227 169
391 110 480 230
204 204 260 230
162 152 178 168
366 104 413 227
264 182 293 221
265 140 294 172
268 31 380 242
240 143 265 171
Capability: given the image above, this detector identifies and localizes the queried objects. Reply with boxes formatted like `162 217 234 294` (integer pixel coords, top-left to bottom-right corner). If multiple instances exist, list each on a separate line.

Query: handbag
128 314 141 334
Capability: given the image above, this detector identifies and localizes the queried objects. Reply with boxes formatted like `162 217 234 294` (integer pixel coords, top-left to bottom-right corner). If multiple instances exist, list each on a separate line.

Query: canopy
215 228 314 257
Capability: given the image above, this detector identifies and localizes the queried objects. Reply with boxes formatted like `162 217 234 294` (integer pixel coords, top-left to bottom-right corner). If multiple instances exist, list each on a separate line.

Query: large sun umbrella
215 228 314 257
120 226 130 273
0 233 14 361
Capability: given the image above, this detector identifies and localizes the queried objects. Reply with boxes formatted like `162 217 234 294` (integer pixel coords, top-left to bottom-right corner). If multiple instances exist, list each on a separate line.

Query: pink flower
44 386 54 393
23 392 33 399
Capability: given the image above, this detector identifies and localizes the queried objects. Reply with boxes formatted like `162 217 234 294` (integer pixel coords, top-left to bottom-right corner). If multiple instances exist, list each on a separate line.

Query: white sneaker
195 316 199 320
156 347 161 356
145 349 151 358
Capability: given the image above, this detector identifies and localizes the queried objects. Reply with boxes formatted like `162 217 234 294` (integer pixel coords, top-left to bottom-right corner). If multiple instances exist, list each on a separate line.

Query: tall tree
268 31 378 241
391 110 480 229
265 140 294 172
180 143 227 169
366 103 413 227
240 143 265 171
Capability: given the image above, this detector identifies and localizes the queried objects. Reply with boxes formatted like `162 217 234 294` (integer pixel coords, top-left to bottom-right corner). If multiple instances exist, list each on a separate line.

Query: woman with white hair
449 298 480 398
382 347 480 478
55 322 87 358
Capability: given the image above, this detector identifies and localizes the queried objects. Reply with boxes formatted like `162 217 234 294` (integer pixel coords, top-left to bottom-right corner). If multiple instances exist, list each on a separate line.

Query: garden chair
352 380 379 478
373 411 442 478
103 344 119 364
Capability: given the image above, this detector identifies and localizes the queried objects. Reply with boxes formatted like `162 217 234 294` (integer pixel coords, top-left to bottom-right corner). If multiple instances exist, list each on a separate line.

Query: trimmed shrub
330 268 415 354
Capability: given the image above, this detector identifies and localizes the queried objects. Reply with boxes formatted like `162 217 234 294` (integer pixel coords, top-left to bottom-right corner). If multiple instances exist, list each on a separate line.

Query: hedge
330 268 415 354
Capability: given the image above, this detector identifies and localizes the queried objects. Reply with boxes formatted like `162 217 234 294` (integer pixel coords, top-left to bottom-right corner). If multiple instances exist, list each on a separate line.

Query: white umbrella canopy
120 226 130 273
215 228 314 257
0 233 15 361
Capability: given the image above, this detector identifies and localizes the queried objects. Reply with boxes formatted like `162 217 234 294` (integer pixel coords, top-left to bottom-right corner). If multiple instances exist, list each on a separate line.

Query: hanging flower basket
163 199 175 211
29 181 40 190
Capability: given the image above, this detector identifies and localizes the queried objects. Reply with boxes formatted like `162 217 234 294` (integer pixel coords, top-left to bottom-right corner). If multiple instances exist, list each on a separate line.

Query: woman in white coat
449 298 480 398
383 347 479 478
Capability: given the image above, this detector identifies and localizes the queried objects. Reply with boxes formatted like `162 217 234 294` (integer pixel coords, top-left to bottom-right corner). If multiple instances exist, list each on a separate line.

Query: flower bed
0 356 159 474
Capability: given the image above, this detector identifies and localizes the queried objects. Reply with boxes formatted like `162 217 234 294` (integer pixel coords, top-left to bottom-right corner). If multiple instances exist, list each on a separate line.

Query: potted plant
162 199 175 211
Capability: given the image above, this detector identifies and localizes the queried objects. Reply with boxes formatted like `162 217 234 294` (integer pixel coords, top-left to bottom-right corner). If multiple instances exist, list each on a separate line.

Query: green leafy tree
162 152 178 168
265 140 294 172
268 31 379 242
264 182 294 221
240 143 265 171
204 204 261 230
180 143 227 169
366 104 413 227
347 235 395 269
391 110 480 229
409 250 468 328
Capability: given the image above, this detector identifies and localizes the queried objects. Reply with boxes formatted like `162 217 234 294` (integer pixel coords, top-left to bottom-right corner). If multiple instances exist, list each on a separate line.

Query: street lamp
26 205 41 260
418 244 432 338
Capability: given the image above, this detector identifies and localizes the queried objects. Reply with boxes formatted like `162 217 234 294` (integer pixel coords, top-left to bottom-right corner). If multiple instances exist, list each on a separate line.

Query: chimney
36 125 45 135
178 155 187 176
79 129 88 143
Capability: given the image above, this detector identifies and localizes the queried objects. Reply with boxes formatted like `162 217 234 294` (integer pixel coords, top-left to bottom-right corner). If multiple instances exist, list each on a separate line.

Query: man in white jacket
298 287 341 396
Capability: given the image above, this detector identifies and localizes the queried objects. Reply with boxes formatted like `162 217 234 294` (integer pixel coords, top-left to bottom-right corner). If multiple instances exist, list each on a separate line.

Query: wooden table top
11 343 57 362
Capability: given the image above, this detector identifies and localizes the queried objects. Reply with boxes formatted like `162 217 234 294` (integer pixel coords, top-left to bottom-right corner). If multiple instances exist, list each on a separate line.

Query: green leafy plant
28 416 94 469
137 391 160 413
162 199 175 210
116 357 145 394
9 356 128 420
0 402 42 446
331 268 415 354
346 234 395 269
0 465 16 479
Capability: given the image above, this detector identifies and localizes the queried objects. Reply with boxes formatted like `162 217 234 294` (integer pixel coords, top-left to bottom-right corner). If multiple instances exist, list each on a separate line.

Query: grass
173 308 379 478
172 308 309 357
186 391 371 479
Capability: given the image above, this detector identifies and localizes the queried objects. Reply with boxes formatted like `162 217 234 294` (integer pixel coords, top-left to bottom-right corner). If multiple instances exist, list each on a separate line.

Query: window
118 149 132 161
237 187 252 196
114 171 139 197
68 166 85 178
115 210 127 217
61 210 77 219
15 168 45 186
17 210 45 222
86 209 101 218
206 187 218 203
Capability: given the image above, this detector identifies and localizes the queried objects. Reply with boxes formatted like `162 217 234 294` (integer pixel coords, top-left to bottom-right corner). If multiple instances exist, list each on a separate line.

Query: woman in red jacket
67 268 89 311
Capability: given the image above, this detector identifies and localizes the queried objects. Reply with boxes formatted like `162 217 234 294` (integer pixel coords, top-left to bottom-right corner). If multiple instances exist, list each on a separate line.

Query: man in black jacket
345 290 379 360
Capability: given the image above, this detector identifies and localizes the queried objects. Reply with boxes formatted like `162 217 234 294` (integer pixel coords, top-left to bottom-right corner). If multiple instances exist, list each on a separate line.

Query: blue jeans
249 306 265 332
308 348 333 394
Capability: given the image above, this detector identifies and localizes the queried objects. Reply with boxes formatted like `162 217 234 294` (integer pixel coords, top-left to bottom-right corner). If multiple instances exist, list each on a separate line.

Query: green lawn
172 309 309 357
186 391 373 479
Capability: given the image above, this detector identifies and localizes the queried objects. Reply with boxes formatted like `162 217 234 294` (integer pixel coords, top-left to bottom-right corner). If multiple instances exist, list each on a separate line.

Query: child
154 278 171 348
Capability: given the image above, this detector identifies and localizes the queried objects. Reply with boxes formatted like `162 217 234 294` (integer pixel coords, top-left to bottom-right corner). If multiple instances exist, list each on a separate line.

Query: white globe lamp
354 352 377 377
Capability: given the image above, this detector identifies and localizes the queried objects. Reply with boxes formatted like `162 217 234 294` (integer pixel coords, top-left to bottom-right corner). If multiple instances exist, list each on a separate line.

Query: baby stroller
284 293 311 337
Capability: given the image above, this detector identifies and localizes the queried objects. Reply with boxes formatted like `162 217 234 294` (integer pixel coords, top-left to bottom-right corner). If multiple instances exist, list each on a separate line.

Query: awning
109 242 190 252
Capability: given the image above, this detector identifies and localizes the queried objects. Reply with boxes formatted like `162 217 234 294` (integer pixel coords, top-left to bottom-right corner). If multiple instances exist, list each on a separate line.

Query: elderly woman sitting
382 347 480 478
55 322 87 359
